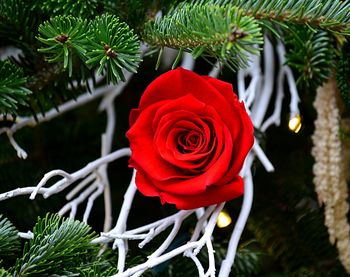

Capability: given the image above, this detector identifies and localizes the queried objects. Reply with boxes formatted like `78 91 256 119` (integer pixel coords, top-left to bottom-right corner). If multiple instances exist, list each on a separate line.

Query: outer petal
201 75 239 107
159 176 244 210
138 68 236 121
127 100 186 181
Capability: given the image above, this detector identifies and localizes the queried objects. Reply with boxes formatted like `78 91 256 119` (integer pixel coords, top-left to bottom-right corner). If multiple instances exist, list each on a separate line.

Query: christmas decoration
0 1 349 276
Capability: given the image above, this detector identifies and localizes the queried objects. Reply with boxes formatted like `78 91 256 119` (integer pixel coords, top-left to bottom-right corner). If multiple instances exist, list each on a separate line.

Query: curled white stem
42 148 131 198
30 170 73 200
6 131 27 159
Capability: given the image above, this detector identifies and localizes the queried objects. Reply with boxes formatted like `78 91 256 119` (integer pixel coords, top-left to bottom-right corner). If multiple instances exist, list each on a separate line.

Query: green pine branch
76 265 118 276
0 269 11 277
336 42 350 106
198 0 350 34
0 60 32 115
39 0 101 18
285 27 336 88
143 4 263 70
12 214 99 277
0 0 38 46
86 14 142 84
37 14 141 84
37 16 91 77
0 215 20 261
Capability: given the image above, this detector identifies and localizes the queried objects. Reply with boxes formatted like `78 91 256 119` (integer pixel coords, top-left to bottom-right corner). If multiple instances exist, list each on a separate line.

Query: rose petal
127 100 186 181
201 76 239 107
134 169 159 196
159 176 244 210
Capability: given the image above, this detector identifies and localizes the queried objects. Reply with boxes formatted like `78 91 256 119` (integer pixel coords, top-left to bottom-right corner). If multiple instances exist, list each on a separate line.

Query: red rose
126 68 254 210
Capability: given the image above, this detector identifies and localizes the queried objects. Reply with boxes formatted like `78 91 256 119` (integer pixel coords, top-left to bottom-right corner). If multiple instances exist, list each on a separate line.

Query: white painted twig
29 170 73 200
208 61 222 78
261 40 300 131
187 252 206 277
58 181 100 218
111 204 224 277
0 148 131 203
190 205 217 242
218 169 254 277
43 148 131 199
18 231 34 240
6 131 28 159
250 35 275 128
252 142 274 172
205 239 216 277
100 101 116 232
0 187 49 201
83 182 105 222
65 173 96 200
0 85 114 137
112 170 137 272
237 49 261 109
181 52 195 70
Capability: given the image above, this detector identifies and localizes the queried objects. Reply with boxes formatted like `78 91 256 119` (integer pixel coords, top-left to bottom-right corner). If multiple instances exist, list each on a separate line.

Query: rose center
177 130 202 153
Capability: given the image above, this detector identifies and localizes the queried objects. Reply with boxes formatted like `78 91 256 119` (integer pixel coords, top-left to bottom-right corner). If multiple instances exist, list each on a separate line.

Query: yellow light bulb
288 114 302 133
216 211 232 228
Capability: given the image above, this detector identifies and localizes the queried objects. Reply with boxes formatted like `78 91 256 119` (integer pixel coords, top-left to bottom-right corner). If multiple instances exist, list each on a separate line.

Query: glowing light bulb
288 114 302 133
216 211 232 228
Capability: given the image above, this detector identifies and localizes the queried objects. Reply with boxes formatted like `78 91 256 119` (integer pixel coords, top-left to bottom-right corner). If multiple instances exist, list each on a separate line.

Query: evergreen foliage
40 0 100 18
12 214 99 276
0 215 20 261
336 42 350 106
0 269 11 277
37 14 141 84
197 0 350 34
37 16 90 77
0 60 31 115
285 28 336 88
144 3 263 70
77 266 118 276
0 0 38 46
86 14 142 83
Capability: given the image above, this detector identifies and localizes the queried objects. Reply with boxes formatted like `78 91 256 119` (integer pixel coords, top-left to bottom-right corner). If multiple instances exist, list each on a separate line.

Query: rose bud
126 67 254 210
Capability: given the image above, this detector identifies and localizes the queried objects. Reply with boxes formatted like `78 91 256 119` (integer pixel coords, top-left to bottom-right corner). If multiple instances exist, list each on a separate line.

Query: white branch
18 231 33 240
59 181 100 218
180 52 195 71
261 40 299 131
111 204 224 277
6 131 28 159
0 187 49 201
0 85 114 137
252 142 274 172
218 169 254 277
208 62 222 78
250 35 275 128
0 148 131 203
